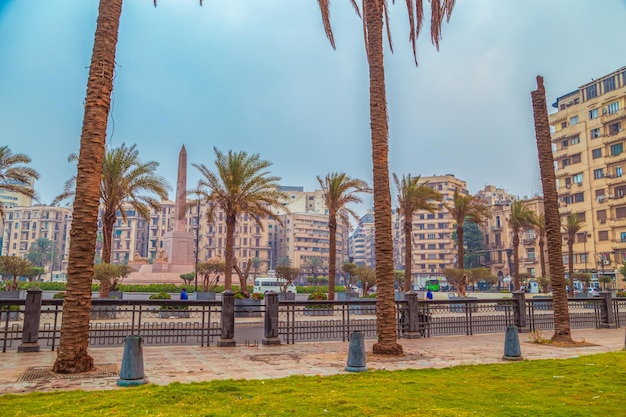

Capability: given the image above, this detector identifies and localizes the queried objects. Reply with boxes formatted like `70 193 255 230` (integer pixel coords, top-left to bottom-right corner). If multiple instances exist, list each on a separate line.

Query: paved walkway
1 328 624 395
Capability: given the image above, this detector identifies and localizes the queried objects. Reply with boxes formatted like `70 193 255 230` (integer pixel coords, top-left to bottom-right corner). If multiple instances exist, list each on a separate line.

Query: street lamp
505 248 513 291
49 244 54 282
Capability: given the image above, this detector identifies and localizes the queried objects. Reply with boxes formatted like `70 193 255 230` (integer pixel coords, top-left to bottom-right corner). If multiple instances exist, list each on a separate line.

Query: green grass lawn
2 352 625 416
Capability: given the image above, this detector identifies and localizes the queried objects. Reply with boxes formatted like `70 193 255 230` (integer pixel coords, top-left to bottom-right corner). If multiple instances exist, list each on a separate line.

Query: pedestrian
426 289 433 300
180 288 188 300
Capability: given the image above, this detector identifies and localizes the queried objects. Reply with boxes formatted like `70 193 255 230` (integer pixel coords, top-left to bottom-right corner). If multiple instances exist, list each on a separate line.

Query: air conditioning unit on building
599 219 606 223
603 260 610 265
608 195 615 199
576 182 583 186
566 184 572 189
602 108 608 114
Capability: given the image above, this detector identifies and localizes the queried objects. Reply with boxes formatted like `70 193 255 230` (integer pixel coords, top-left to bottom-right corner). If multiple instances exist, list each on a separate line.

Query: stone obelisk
160 145 195 271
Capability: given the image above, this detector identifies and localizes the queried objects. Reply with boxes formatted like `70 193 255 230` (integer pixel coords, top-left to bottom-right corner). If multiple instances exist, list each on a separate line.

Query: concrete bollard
345 331 367 372
117 335 148 386
502 325 523 361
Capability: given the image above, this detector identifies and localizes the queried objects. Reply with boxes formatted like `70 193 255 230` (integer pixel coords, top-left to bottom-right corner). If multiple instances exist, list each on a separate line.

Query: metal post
49 244 54 282
18 287 43 352
217 290 236 347
262 292 280 345
402 291 423 339
599 290 617 329
512 291 529 332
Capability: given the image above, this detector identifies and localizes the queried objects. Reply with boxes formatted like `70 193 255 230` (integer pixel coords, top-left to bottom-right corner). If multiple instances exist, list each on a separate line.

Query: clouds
1 1 625 215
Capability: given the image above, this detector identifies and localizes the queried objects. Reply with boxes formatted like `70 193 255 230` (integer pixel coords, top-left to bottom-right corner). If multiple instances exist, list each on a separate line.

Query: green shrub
149 292 171 300
52 292 65 299
308 292 328 301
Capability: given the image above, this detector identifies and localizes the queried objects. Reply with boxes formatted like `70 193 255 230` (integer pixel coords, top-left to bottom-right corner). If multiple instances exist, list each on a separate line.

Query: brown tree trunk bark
102 210 116 265
456 225 464 270
403 219 412 293
224 214 235 290
54 0 123 373
568 241 575 297
531 76 572 343
328 216 337 300
365 0 402 356
539 237 546 278
513 233 520 291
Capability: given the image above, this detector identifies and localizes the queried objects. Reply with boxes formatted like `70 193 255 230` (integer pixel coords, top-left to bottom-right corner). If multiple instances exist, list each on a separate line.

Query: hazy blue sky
1 1 625 216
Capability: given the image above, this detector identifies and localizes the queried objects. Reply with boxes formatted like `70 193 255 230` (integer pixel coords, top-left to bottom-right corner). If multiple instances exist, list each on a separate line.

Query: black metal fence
1 289 625 351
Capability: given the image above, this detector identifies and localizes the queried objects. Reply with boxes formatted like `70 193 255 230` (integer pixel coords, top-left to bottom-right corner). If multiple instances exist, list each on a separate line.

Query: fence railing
1 289 624 351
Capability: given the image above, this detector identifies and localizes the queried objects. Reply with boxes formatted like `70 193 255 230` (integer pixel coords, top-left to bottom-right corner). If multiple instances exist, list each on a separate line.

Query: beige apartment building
349 211 375 268
0 177 35 212
478 186 549 285
1 205 72 280
549 66 626 282
391 174 466 288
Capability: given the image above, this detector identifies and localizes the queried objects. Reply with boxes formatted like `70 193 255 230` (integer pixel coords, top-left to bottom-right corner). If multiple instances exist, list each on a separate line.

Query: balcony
522 238 537 245
612 240 626 250
607 196 626 206
600 108 626 124
522 257 538 264
555 169 570 178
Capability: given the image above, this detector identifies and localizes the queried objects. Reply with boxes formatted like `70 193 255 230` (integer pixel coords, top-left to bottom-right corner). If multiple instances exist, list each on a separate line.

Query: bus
253 277 297 294
425 279 440 292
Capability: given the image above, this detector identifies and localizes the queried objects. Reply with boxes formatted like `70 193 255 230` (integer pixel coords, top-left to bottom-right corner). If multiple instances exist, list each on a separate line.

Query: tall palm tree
445 188 490 271
317 172 370 300
0 146 40 216
53 0 123 374
506 200 537 291
393 173 442 293
56 144 170 270
317 0 455 356
563 213 583 297
193 148 285 293
531 76 572 343
533 213 547 279
53 0 203 374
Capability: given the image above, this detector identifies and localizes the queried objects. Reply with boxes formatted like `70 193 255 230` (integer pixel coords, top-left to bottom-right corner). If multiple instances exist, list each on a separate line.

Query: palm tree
445 189 490 271
193 148 285 294
53 0 203 373
0 146 40 216
317 0 455 356
563 213 583 297
533 214 547 279
531 76 572 343
393 174 442 293
317 172 370 300
56 143 170 271
506 200 537 291
53 0 123 374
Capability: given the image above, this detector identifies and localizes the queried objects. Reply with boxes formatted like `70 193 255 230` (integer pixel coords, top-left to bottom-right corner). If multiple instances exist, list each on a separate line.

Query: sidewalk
1 328 624 395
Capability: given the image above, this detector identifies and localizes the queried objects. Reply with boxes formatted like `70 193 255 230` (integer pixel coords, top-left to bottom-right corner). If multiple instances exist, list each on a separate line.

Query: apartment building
0 177 35 212
478 186 549 283
349 210 375 268
391 175 466 287
549 66 626 281
1 205 72 279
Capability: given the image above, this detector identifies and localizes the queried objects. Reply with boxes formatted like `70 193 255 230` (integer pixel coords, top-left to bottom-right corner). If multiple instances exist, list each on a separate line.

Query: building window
571 153 582 163
561 139 568 148
569 116 578 125
573 192 584 203
610 143 623 156
598 230 609 241
590 128 601 139
562 158 570 168
604 76 616 92
617 167 623 177
616 207 626 219
427 234 436 239
570 135 580 145
589 108 598 119
572 173 583 184
561 122 567 129
596 209 607 222
608 122 622 136
586 84 598 99
592 148 602 159
594 169 604 179
607 101 620 115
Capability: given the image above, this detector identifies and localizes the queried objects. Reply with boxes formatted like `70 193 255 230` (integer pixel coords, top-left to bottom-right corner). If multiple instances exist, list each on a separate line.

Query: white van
253 277 297 294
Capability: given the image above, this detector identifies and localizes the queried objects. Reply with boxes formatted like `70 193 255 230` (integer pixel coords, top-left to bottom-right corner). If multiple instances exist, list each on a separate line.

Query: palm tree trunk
53 0 123 373
102 210 116 264
328 216 337 300
539 238 546 278
403 220 412 293
224 214 235 290
365 1 402 356
568 241 575 297
456 225 464 269
513 233 520 291
531 76 572 343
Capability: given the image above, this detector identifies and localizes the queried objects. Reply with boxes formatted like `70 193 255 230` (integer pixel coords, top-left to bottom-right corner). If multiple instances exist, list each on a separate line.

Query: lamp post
194 199 200 293
505 248 513 292
49 243 54 282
